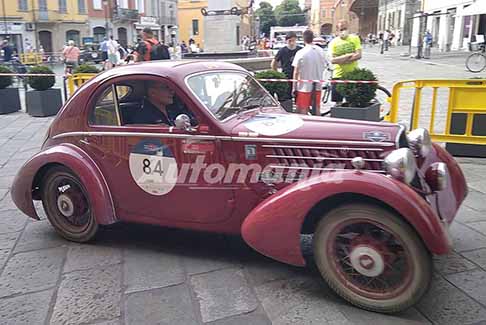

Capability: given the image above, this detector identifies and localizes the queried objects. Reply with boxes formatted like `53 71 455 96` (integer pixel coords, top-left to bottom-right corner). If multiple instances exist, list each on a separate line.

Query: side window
90 85 131 126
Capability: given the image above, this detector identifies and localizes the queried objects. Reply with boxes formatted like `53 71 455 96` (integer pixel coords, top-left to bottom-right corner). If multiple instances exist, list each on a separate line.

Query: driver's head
147 81 174 107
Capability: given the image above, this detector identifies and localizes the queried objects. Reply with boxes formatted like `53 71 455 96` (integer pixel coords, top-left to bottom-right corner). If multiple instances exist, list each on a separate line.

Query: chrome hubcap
349 245 385 277
57 194 74 218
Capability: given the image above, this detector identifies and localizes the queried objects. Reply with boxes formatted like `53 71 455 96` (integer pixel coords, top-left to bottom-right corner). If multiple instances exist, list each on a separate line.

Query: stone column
438 10 449 52
203 0 241 52
452 6 464 51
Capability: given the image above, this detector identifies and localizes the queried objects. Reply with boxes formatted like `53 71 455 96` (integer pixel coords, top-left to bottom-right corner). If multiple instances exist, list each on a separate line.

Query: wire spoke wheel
42 166 98 242
466 53 486 73
313 204 432 313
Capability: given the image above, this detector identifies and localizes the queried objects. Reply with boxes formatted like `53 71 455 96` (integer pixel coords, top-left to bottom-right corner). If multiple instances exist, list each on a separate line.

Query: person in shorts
328 20 362 105
292 30 329 115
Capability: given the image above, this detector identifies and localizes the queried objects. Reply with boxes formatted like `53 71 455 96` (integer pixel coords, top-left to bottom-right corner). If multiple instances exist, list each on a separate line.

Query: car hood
230 112 402 147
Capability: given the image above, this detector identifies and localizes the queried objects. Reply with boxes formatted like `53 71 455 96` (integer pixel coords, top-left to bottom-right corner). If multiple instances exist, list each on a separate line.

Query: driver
139 81 174 125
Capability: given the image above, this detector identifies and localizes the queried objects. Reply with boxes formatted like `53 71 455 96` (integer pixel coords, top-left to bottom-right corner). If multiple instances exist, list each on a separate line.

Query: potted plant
26 65 62 117
255 70 293 112
331 68 380 121
73 64 100 74
0 65 21 114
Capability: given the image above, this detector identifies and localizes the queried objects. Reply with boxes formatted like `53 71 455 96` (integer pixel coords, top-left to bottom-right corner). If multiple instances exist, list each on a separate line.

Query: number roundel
128 139 178 196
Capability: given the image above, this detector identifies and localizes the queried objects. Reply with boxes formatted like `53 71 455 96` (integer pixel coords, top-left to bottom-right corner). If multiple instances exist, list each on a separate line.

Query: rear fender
11 144 116 224
241 171 449 267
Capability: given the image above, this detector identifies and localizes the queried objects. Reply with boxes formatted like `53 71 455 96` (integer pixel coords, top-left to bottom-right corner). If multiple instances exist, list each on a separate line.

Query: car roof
94 60 248 81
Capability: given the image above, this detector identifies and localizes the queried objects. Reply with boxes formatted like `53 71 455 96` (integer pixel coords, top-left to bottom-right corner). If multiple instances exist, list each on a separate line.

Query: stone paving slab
51 264 122 324
0 289 54 324
0 247 65 298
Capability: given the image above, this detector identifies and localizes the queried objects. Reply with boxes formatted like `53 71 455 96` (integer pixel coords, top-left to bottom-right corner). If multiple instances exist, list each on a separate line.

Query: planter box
330 101 381 122
0 88 21 114
26 88 62 117
280 99 293 112
445 113 486 158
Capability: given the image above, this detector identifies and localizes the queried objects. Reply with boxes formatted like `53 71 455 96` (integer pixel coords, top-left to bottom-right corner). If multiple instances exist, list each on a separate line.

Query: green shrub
0 65 13 89
27 65 55 91
336 68 378 107
255 70 291 100
73 64 100 74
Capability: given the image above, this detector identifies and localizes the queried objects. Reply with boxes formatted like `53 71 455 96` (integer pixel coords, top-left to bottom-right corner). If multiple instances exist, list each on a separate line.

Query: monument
203 0 244 52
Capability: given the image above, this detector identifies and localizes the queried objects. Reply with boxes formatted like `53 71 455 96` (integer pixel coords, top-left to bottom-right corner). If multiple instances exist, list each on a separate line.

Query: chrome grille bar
266 154 384 162
262 144 384 152
268 165 386 173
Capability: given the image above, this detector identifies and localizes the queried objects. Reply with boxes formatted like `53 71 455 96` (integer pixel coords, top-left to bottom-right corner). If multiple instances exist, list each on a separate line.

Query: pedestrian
383 30 390 51
271 31 302 101
1 40 13 63
292 30 329 115
424 30 433 59
189 42 199 53
62 40 80 74
99 37 108 64
327 20 362 105
180 41 188 55
106 36 119 69
134 27 170 62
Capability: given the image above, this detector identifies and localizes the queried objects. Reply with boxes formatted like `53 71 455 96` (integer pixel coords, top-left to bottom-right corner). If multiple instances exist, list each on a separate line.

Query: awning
460 1 486 16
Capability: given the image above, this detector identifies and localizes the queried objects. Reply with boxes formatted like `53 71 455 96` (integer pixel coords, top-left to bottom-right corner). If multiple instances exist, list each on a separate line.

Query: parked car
79 45 102 64
11 61 467 313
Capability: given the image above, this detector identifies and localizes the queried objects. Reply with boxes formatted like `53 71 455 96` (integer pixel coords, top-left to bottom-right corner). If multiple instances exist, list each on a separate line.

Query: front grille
264 145 386 172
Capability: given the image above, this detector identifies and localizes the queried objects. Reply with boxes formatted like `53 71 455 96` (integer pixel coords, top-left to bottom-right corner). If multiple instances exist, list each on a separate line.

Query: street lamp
103 0 109 38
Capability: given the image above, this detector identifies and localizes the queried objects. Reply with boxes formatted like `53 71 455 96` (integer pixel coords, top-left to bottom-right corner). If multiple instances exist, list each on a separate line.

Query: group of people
271 20 362 115
61 27 171 73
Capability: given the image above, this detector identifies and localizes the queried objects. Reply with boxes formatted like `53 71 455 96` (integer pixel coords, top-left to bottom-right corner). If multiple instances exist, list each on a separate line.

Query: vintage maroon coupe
12 61 467 313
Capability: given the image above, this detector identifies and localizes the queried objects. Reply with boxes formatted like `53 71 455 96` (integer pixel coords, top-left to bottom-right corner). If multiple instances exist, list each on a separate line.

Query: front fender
11 143 116 225
241 171 449 267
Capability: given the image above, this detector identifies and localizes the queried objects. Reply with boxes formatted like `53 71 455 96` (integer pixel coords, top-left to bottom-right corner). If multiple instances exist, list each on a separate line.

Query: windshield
187 72 280 121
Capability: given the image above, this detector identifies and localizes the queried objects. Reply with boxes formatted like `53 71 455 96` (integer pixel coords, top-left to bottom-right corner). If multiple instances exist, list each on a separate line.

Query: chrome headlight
407 128 432 157
425 162 448 192
384 148 417 184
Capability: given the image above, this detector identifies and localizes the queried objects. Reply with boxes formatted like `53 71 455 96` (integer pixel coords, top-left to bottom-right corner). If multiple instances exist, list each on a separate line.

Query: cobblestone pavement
1 53 486 324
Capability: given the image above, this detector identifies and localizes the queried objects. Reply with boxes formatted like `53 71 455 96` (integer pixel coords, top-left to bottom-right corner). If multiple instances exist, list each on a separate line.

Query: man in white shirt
292 30 329 114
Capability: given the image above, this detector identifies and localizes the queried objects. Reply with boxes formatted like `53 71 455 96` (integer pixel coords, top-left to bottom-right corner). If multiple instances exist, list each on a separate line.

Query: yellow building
177 0 207 48
0 0 89 53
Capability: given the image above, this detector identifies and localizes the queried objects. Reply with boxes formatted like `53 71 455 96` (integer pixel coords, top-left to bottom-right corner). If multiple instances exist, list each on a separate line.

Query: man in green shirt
328 20 362 104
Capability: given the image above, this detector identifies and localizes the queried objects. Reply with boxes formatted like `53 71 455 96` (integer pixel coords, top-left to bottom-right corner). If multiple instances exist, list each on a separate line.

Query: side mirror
174 114 194 132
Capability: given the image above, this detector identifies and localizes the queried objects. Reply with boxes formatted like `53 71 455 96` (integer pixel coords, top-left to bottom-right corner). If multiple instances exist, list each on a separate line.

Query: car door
81 75 235 225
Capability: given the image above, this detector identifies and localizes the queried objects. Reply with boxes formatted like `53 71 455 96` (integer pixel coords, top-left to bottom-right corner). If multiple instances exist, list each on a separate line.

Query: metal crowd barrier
66 73 97 97
19 53 43 65
385 79 486 145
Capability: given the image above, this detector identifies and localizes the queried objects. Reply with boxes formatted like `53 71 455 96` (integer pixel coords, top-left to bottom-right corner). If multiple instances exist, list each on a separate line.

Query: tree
274 0 306 27
255 1 276 37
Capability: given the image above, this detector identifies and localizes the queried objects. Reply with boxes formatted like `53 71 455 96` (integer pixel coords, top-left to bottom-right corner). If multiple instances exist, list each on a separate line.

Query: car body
11 61 467 313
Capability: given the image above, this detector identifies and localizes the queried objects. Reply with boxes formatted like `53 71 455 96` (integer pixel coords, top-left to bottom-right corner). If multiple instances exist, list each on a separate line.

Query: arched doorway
66 30 80 46
93 26 106 43
117 27 127 47
321 24 333 35
38 30 52 52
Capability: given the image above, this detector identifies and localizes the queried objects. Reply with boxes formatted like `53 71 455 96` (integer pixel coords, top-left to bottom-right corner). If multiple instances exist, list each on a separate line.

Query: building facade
377 0 420 45
414 0 486 51
1 0 89 53
177 0 207 47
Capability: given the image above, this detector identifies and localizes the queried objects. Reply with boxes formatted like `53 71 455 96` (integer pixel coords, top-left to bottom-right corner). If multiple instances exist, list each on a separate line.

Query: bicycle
466 43 486 73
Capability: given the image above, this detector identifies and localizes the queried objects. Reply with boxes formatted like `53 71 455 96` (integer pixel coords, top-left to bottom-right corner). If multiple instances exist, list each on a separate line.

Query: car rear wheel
313 203 432 313
41 166 98 242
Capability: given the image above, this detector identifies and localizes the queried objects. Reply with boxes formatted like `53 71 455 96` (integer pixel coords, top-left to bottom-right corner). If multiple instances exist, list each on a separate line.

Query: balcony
112 7 139 22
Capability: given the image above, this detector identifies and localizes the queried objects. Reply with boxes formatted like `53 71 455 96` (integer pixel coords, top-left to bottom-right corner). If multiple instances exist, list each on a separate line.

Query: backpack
145 39 170 60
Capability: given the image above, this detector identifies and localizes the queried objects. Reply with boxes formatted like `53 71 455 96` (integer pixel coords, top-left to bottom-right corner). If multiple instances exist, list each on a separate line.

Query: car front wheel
313 203 432 313
41 166 98 242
